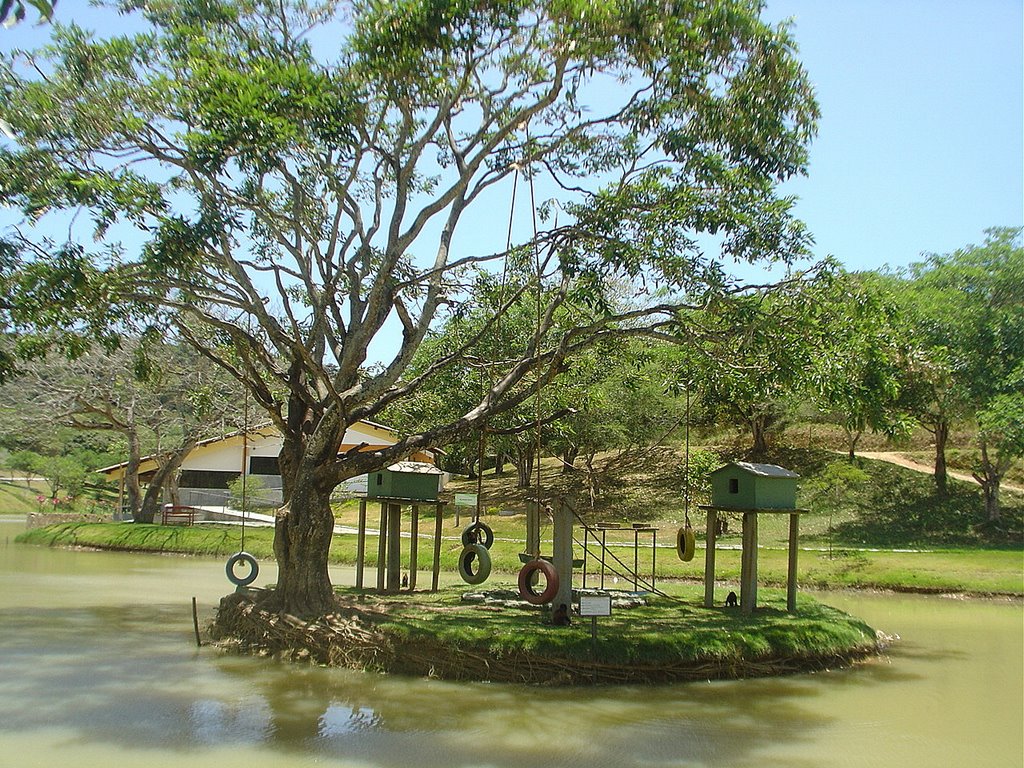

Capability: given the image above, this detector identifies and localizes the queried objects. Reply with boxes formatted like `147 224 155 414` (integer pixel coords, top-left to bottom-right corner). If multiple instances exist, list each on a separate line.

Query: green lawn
16 520 1024 595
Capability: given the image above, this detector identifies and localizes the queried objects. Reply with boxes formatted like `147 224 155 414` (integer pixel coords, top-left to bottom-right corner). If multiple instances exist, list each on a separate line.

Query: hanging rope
473 167 521 525
527 127 544 506
684 383 691 530
240 314 251 552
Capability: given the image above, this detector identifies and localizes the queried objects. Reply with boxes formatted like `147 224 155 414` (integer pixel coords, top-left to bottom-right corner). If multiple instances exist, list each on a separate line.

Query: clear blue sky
764 0 1023 271
3 0 1021 275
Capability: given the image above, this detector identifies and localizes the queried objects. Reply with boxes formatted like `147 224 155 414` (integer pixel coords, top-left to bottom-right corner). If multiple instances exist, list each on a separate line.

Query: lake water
0 521 1021 768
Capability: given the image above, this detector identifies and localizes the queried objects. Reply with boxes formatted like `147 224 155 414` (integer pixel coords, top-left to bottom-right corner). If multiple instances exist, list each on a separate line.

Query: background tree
2 0 819 616
0 337 240 520
891 228 1023 504
812 271 913 460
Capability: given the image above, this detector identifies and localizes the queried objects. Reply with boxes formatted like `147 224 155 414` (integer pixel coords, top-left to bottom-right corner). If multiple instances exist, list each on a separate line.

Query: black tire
461 521 494 549
518 559 559 605
458 543 492 585
677 526 695 562
225 551 260 587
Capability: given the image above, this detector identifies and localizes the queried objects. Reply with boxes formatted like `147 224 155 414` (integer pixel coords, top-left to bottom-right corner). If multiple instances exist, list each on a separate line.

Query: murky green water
0 522 1021 767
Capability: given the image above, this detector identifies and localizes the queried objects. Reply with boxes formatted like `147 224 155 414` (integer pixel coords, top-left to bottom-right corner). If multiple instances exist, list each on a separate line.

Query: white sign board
578 594 612 617
454 493 478 507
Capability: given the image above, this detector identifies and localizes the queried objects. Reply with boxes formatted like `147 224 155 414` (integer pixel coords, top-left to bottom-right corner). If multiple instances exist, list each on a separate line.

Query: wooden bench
160 505 198 526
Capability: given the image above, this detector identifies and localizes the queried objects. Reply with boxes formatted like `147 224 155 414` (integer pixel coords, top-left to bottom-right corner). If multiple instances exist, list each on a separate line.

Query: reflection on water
0 530 1021 768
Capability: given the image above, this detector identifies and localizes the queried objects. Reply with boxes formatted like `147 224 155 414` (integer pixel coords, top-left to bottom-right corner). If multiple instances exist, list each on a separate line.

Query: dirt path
856 451 1024 494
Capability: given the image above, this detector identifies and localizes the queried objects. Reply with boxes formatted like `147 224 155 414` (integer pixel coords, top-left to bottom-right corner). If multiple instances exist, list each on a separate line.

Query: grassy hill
441 445 1024 549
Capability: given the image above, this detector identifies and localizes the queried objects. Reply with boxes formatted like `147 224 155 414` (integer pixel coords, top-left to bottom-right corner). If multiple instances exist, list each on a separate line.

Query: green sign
454 493 478 507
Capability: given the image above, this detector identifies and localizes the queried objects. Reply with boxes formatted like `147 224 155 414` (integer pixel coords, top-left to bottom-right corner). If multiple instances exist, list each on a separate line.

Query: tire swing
226 373 260 589
676 526 695 562
226 551 260 587
458 543 492 585
517 559 559 605
461 520 494 549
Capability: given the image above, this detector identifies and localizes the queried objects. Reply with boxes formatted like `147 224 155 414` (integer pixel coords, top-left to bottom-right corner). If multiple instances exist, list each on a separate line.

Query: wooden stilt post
787 512 800 613
355 499 367 590
740 511 758 614
376 502 387 592
409 504 419 591
551 501 573 616
386 502 402 592
704 508 717 608
431 501 443 592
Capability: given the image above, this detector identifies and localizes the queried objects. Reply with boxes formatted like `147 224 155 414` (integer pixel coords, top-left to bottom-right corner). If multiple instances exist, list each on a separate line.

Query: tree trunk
584 452 599 508
934 420 949 496
494 452 506 476
561 445 579 473
137 437 199 523
272 475 337 617
750 415 770 457
124 430 143 518
515 444 534 489
270 407 342 618
973 441 1002 522
844 427 862 461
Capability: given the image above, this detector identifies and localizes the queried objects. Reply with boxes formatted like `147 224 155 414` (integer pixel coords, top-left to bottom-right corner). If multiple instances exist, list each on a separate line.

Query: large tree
1 0 818 616
892 228 1023 508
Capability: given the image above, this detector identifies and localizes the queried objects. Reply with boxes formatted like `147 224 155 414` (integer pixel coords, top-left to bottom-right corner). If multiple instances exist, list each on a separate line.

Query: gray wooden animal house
700 462 807 615
710 462 799 509
359 461 448 594
366 461 444 502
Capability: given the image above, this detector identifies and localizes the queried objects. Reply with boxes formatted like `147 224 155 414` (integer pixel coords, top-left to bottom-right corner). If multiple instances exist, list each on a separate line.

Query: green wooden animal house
709 462 799 510
366 461 444 501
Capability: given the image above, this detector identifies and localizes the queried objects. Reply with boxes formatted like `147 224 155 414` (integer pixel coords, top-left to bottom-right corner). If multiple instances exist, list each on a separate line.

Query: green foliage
0 0 54 26
227 474 276 513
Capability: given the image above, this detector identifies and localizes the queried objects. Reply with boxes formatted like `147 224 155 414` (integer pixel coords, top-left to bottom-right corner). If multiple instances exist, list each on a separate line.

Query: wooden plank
787 512 800 613
376 502 387 592
409 504 419 591
386 502 401 592
355 499 367 590
740 511 758 614
431 501 443 592
704 509 717 608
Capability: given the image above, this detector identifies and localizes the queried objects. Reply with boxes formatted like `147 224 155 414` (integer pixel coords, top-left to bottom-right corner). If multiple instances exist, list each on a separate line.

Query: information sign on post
453 493 477 526
578 594 612 617
578 593 612 657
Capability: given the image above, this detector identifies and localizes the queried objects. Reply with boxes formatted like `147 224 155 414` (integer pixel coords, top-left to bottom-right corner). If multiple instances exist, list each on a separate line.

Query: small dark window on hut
729 478 739 494
376 473 383 485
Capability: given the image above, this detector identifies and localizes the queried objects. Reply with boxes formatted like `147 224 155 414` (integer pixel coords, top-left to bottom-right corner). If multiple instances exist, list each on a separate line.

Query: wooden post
386 502 402 592
376 502 387 592
551 502 574 615
431 501 443 592
740 511 758 614
787 512 800 613
409 504 419 591
704 508 717 608
355 499 367 590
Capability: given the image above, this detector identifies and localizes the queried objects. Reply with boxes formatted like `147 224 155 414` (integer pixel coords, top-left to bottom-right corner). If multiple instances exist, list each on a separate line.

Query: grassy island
211 584 884 686
11 446 1022 684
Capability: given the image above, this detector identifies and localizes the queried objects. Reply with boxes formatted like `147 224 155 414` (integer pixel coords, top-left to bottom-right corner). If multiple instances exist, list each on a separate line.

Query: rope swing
226 316 260 589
